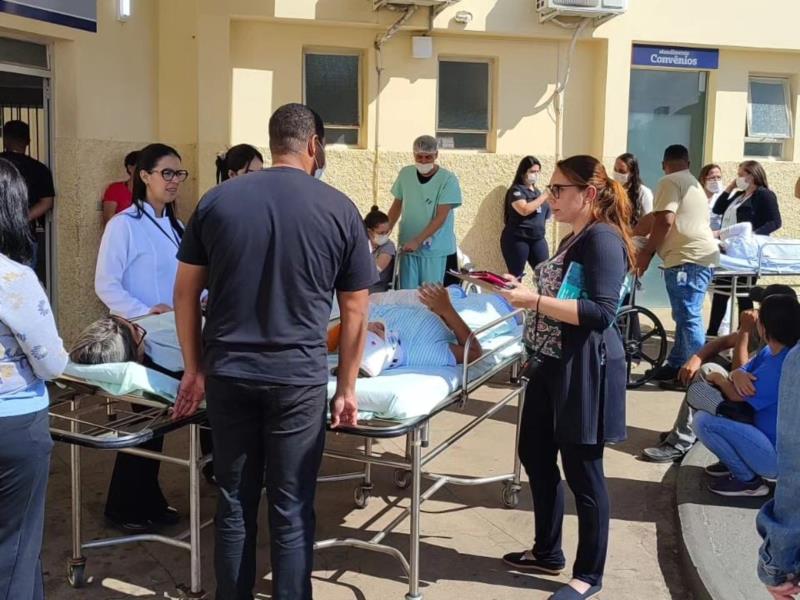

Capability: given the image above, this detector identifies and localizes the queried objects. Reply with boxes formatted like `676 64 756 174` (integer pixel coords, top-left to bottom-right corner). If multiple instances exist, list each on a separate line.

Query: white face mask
314 167 325 180
526 173 539 185
612 171 629 185
373 234 390 246
705 179 724 194
416 162 435 176
736 176 750 191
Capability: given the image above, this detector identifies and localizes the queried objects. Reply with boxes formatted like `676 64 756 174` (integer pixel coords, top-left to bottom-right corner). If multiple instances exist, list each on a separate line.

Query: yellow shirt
652 170 719 269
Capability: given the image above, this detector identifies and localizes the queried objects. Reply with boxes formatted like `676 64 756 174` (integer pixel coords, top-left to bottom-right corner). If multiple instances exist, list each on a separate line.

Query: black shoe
645 364 679 382
105 512 153 533
151 506 180 526
502 551 565 575
658 431 670 443
548 584 603 599
704 461 731 478
641 443 686 463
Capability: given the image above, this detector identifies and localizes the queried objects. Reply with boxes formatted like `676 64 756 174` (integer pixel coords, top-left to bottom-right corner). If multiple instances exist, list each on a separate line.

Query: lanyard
140 206 180 249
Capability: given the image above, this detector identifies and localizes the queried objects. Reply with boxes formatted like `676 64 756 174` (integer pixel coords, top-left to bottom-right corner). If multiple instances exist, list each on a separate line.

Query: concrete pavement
41 381 693 600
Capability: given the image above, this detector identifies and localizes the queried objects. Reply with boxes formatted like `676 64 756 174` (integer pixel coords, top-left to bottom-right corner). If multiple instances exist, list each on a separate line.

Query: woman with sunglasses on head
94 143 189 531
498 155 633 600
0 158 67 600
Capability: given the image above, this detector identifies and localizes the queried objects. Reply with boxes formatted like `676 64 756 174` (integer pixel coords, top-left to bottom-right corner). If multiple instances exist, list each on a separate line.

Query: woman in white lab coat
94 143 189 531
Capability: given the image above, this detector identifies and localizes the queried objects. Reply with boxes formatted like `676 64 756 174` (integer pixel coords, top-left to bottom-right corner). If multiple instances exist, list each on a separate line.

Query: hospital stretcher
49 309 526 600
710 239 800 331
48 375 211 598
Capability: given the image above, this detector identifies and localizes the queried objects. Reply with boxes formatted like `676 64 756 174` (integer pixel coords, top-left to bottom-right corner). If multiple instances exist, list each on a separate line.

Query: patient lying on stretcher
328 283 518 377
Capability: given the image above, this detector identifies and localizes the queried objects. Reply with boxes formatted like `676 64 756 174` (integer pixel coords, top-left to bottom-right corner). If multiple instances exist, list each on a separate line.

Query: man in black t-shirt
172 104 374 600
0 120 55 269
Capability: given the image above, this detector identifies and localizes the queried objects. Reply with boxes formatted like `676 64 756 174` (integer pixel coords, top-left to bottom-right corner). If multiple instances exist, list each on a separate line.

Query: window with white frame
745 76 792 159
304 51 361 145
437 59 491 150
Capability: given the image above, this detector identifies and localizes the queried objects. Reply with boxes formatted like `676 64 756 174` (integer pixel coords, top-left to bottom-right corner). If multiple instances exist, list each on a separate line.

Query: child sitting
694 293 800 497
364 205 397 293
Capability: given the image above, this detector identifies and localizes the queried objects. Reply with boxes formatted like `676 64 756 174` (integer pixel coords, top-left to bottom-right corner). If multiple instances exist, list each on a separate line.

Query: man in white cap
387 135 462 289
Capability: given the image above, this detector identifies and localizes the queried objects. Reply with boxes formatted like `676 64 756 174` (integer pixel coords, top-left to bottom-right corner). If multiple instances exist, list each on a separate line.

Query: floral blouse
0 254 67 416
526 252 567 359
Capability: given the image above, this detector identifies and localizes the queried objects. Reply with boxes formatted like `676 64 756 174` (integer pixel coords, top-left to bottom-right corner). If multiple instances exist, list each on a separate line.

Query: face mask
373 234 390 246
735 176 750 191
526 173 539 185
313 139 326 180
612 171 629 185
416 162 435 176
705 179 724 194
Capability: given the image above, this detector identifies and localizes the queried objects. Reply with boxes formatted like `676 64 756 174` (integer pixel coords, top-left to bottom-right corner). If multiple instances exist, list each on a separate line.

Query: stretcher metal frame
314 309 528 600
47 308 526 599
711 240 800 332
48 376 212 599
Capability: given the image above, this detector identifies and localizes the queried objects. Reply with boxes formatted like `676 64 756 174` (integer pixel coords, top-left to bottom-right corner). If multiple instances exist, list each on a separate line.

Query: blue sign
0 0 96 32
632 45 719 70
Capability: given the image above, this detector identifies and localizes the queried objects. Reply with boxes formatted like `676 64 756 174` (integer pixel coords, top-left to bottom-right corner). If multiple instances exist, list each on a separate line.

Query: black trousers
0 409 52 600
105 359 214 522
500 230 549 279
707 276 755 336
518 360 609 587
205 376 328 600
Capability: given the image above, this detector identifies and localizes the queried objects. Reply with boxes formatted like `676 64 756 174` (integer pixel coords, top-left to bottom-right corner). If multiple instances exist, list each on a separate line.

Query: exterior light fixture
117 0 131 22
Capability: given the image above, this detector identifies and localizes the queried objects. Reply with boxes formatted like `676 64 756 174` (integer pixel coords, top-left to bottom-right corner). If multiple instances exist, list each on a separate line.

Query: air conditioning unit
537 0 627 21
373 0 450 9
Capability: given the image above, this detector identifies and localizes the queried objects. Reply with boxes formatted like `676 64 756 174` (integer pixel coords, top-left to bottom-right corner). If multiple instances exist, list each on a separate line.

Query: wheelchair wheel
616 305 668 389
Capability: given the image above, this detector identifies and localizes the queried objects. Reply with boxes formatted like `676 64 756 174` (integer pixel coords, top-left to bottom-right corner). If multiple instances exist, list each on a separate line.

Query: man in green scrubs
388 135 462 289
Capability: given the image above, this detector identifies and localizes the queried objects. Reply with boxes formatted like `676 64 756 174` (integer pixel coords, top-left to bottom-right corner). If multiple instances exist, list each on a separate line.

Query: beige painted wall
1 0 800 340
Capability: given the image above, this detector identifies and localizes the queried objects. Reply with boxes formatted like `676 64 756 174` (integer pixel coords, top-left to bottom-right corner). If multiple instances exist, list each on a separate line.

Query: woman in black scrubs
501 156 551 279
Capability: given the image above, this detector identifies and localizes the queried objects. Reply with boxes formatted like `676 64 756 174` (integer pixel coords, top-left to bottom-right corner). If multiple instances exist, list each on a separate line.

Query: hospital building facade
0 0 799 340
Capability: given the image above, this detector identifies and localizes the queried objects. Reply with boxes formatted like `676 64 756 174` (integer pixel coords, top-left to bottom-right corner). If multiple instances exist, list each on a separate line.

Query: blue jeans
663 263 713 368
0 408 52 600
694 411 777 482
758 344 800 586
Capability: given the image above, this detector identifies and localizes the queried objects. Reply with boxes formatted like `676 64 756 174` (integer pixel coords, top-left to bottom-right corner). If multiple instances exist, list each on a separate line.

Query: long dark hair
0 157 33 264
215 144 264 183
557 154 635 270
512 155 542 187
615 153 643 226
505 156 542 224
131 143 184 238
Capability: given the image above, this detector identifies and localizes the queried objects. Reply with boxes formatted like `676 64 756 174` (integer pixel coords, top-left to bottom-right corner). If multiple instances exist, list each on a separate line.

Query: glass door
627 68 708 308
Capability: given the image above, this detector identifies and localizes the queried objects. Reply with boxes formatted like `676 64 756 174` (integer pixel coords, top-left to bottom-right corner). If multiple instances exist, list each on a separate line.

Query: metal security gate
0 37 54 300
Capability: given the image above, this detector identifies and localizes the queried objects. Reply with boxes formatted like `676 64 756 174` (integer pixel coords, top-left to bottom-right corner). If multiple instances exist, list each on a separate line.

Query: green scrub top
391 165 462 257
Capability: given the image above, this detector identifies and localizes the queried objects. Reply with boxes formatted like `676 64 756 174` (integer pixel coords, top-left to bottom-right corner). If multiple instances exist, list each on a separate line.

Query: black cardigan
547 223 628 445
712 187 782 235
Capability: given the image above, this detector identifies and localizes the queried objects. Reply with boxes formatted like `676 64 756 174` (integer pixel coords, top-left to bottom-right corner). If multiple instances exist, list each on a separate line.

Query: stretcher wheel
501 483 520 509
393 469 412 489
353 485 372 509
67 560 86 588
616 306 668 389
